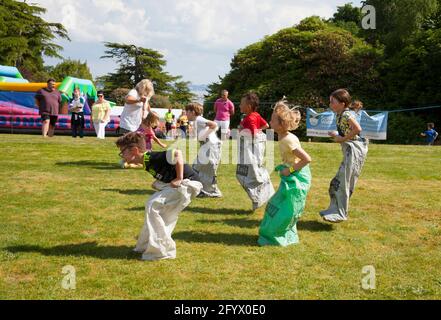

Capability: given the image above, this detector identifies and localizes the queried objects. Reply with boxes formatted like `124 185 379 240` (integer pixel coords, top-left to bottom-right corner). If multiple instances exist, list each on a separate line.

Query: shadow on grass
297 220 334 232
56 161 120 170
6 242 138 260
184 206 252 215
197 219 260 229
127 207 146 212
174 231 257 246
103 188 155 196
196 219 334 232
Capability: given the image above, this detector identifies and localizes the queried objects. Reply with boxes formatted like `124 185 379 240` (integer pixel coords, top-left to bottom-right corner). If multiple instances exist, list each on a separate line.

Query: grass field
0 134 440 300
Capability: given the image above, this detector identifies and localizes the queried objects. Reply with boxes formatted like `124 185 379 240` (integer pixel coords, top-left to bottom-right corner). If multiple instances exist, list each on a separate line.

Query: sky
34 0 362 85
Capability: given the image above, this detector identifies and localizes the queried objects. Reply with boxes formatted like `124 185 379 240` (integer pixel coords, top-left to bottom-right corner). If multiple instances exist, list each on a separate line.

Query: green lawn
0 134 440 300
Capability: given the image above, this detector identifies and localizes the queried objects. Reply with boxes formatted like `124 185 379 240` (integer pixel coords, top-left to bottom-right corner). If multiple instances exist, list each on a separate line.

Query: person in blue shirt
420 123 438 146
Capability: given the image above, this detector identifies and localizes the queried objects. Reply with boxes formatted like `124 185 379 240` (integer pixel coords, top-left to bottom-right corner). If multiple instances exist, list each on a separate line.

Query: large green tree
206 16 382 130
0 0 69 81
361 0 438 55
46 59 93 81
331 2 363 24
169 81 195 106
329 3 363 36
99 42 192 104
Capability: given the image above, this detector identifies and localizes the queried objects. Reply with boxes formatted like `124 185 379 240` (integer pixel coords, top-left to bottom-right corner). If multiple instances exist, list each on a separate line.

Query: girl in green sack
258 100 312 246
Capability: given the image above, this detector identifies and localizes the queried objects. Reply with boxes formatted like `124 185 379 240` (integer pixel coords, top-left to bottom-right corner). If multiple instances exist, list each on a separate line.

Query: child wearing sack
116 132 202 261
185 102 223 198
258 100 312 246
320 89 368 223
236 92 275 211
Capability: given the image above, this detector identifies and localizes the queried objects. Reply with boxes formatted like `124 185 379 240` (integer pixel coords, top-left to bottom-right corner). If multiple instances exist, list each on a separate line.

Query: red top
240 112 268 135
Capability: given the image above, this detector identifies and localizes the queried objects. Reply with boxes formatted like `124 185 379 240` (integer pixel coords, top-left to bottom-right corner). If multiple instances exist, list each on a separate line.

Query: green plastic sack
258 164 311 246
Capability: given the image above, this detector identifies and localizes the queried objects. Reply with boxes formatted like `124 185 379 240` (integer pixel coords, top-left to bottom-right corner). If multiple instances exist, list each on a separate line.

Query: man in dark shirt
35 78 62 138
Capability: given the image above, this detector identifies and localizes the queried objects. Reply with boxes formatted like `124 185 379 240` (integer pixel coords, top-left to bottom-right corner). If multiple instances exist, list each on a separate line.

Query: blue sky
35 0 362 85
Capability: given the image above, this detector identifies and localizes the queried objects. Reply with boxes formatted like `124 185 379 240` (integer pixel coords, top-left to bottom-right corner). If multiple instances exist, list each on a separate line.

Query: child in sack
185 102 223 198
320 89 368 223
236 92 275 211
258 100 312 246
116 132 202 261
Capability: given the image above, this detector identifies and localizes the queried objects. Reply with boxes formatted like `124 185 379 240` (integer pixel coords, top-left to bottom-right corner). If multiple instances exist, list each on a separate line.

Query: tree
47 59 93 81
329 3 363 36
150 95 172 109
361 0 438 55
109 88 130 106
169 81 196 105
423 0 441 29
206 18 383 132
99 42 179 95
331 3 363 24
0 0 69 80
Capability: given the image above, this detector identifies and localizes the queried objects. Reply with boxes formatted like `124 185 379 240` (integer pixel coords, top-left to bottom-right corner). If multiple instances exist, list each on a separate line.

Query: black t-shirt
144 150 200 183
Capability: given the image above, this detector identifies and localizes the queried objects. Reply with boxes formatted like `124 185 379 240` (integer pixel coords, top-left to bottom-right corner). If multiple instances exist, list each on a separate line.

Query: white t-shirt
119 89 143 132
195 116 218 143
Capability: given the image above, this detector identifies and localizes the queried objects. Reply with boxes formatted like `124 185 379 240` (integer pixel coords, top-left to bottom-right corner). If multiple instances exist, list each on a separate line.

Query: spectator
69 87 85 138
214 89 235 140
178 110 189 138
35 78 62 138
91 90 111 139
165 108 174 137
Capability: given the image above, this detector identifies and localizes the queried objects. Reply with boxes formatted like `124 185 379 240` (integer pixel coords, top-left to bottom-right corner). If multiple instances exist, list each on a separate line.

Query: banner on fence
306 108 389 140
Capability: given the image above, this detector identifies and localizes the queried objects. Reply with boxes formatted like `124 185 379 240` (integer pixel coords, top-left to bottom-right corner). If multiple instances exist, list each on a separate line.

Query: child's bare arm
170 150 184 188
281 147 312 176
152 135 167 148
332 118 362 143
206 120 218 130
141 101 151 119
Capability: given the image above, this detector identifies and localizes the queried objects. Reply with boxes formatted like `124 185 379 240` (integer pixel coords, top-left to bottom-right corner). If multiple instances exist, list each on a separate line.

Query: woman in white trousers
91 91 111 139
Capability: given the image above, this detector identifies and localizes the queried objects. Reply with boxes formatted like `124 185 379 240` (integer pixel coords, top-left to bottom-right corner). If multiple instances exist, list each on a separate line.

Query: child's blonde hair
185 102 204 116
273 99 301 131
141 111 160 128
351 100 363 112
135 79 155 99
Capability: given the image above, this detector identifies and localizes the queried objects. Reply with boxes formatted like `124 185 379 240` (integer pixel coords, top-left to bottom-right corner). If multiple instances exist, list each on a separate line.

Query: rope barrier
203 101 441 113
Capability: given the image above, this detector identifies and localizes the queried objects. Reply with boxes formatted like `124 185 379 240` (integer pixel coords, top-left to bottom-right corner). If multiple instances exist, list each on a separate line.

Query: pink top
214 98 235 121
138 127 155 151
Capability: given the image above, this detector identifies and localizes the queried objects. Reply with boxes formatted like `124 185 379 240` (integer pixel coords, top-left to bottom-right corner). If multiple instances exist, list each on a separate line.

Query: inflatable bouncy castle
0 66 120 134
0 66 29 84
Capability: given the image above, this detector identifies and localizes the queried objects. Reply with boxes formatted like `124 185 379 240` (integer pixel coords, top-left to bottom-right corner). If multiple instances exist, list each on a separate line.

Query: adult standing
119 79 155 135
164 108 174 137
178 110 189 138
69 87 86 138
35 78 62 138
91 91 111 139
214 89 235 140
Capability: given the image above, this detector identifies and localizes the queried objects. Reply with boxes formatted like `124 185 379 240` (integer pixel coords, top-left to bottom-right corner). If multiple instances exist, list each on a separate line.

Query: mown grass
0 134 440 300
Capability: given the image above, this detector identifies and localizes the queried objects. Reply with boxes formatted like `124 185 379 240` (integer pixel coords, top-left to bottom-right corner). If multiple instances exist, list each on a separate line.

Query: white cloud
34 0 361 84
